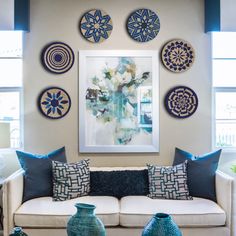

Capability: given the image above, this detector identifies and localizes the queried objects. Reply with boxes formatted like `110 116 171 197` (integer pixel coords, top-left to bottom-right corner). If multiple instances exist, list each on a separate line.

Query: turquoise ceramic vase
142 213 182 236
9 227 28 236
67 203 106 236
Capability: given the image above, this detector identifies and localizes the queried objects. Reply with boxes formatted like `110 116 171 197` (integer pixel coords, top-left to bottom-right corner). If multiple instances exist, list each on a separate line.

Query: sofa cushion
147 161 192 200
120 196 226 227
89 169 149 199
173 147 221 202
16 147 67 202
52 159 90 201
14 196 119 227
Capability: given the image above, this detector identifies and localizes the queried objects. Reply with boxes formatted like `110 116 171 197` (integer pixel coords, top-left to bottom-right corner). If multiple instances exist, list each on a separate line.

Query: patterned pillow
147 161 192 200
52 159 90 201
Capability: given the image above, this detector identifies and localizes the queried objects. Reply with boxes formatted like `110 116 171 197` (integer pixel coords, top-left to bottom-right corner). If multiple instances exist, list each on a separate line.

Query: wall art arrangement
79 50 159 153
37 87 71 119
41 42 74 74
127 8 160 42
164 86 198 118
37 7 199 152
161 39 195 73
80 9 113 43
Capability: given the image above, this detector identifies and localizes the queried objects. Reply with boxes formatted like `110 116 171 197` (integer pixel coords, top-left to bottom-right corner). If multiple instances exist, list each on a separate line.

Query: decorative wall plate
162 39 195 72
38 87 71 119
164 86 198 118
80 9 113 43
127 9 160 42
41 42 74 74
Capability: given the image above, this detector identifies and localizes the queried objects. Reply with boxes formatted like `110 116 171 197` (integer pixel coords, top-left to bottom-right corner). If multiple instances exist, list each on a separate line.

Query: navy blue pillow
173 147 222 202
89 170 149 199
16 147 67 202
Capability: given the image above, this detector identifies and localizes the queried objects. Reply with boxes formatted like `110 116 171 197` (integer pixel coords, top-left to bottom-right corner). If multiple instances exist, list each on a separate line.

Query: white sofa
2 168 233 236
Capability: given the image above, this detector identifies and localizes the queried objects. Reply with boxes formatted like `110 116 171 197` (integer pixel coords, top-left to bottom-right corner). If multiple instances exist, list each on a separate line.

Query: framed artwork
79 50 159 153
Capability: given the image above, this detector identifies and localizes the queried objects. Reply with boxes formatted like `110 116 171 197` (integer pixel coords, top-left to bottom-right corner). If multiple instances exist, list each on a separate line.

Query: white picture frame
79 50 159 153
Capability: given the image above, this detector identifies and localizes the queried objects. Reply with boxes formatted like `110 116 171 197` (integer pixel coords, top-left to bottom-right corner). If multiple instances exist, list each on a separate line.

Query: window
212 32 236 150
0 31 23 149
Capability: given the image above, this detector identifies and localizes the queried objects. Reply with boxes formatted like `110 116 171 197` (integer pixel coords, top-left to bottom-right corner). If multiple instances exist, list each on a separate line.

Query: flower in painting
41 90 69 116
86 57 151 145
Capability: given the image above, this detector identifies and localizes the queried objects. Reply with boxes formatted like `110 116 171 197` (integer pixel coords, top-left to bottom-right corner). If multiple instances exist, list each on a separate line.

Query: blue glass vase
142 213 182 236
67 203 106 236
9 227 28 236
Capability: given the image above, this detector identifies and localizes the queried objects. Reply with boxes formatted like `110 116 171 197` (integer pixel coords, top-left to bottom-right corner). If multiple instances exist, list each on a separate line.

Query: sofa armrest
3 169 24 236
215 170 234 230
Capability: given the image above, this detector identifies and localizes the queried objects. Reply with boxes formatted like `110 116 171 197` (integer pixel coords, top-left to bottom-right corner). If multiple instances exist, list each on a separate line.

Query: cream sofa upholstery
2 168 233 236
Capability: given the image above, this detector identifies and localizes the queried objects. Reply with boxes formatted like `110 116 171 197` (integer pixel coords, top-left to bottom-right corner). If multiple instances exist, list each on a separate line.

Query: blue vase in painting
67 203 106 236
142 213 182 236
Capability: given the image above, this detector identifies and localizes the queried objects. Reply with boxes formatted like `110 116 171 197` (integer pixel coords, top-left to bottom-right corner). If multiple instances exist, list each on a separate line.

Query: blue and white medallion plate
41 42 74 74
38 87 71 119
162 39 195 73
164 86 198 118
80 9 113 43
127 9 160 42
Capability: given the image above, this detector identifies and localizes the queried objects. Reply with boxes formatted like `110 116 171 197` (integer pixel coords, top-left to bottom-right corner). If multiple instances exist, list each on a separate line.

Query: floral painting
79 51 159 153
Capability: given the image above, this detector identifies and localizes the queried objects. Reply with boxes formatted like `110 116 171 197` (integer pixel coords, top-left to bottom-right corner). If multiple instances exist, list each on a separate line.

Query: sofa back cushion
89 169 149 199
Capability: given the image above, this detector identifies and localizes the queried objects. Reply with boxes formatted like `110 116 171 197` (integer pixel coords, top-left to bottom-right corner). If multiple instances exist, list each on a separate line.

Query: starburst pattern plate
38 87 71 119
162 39 195 72
127 8 160 42
80 9 113 43
41 42 74 74
164 86 198 118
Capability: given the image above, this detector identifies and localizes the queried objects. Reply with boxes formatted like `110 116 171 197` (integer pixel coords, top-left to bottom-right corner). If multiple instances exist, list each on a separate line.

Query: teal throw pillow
173 147 222 202
16 147 67 202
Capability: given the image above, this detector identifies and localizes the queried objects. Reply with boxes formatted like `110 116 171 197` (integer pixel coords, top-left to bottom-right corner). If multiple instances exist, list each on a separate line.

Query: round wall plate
162 39 195 72
41 42 74 74
127 8 160 42
80 9 113 43
38 87 71 119
164 86 198 118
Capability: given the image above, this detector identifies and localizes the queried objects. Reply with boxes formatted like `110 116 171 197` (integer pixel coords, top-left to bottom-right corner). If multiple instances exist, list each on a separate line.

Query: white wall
23 0 212 166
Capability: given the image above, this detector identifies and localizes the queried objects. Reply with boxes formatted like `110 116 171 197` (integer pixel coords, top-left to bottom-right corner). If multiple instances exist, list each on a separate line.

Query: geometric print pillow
147 161 193 200
52 159 90 201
